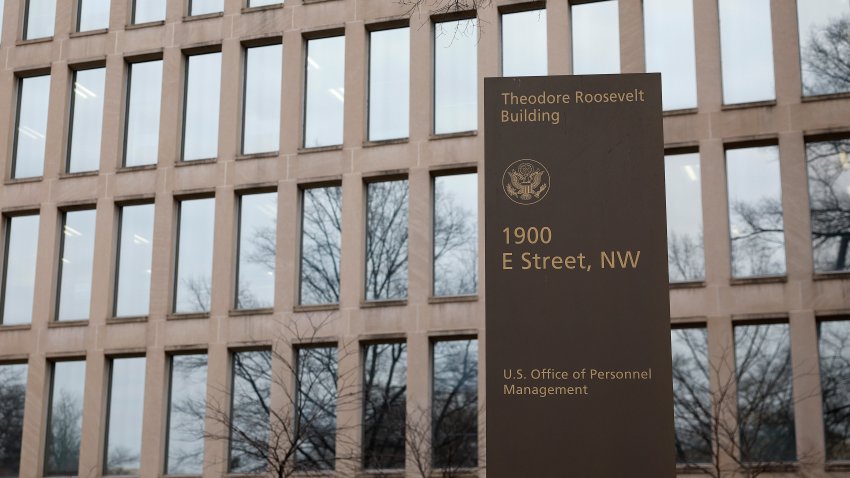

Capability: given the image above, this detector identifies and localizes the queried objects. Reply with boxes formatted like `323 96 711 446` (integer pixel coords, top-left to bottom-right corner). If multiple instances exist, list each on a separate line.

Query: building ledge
229 307 274 317
428 294 478 304
360 299 407 309
662 107 698 117
801 91 850 103
430 130 477 141
59 170 99 179
176 158 217 167
813 271 850 281
236 151 279 161
125 20 165 30
5 176 43 185
167 312 210 320
107 316 148 324
0 323 32 332
48 320 88 328
117 163 158 173
16 36 53 46
183 11 225 22
826 461 850 472
242 2 284 13
729 275 787 286
720 99 776 111
668 280 705 290
294 303 340 313
298 144 344 154
70 28 108 38
363 137 409 148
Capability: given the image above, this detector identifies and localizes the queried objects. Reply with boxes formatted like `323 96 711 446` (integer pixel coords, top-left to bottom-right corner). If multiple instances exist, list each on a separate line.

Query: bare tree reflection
819 320 850 461
730 197 786 277
434 178 478 296
366 181 409 301
668 231 705 282
801 15 850 96
44 392 83 475
363 342 407 470
301 187 343 305
0 366 26 475
807 140 850 272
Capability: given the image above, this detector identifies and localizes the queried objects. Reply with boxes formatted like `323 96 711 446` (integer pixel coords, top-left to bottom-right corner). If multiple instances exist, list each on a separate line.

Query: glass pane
300 186 342 305
105 357 145 475
304 36 345 148
363 343 406 470
664 153 704 282
644 0 697 110
68 68 106 173
124 60 162 167
24 0 55 39
13 75 50 179
174 198 215 313
189 0 222 16
77 0 109 31
797 0 850 96
243 44 281 154
502 10 547 77
0 0 4 40
296 347 337 471
166 354 207 475
44 361 86 476
229 350 271 473
670 328 711 464
369 27 410 141
718 0 775 104
236 193 276 309
434 19 477 134
2 215 40 325
115 204 154 317
0 363 27 477
807 139 850 273
248 0 281 6
734 323 796 462
57 209 96 321
571 0 620 75
365 180 408 301
818 320 850 461
432 339 478 469
726 146 786 278
434 173 478 296
133 0 165 23
183 52 221 161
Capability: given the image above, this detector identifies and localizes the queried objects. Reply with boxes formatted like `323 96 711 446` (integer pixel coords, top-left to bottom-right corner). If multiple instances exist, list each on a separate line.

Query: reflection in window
236 193 276 309
718 0 775 104
501 9 547 76
366 180 408 301
115 204 154 317
0 0 4 40
57 209 96 321
571 0 620 75
124 60 162 167
296 347 338 470
797 0 850 96
363 343 406 470
644 0 697 110
248 0 281 7
665 153 704 282
189 0 222 16
368 27 410 142
818 320 850 461
13 75 50 179
77 0 109 31
243 44 281 154
434 174 478 296
2 215 40 325
0 363 27 477
183 52 221 161
24 0 56 39
670 328 711 464
726 146 786 278
105 357 145 475
68 68 106 173
174 198 215 313
433 339 478 469
132 0 165 24
305 36 345 148
229 350 271 473
44 360 86 476
806 139 850 273
300 186 342 305
434 19 477 134
166 354 207 475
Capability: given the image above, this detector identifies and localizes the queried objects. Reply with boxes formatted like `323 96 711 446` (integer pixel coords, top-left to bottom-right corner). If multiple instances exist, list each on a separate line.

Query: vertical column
219 39 240 162
789 310 826 469
210 186 235 316
148 192 175 319
89 199 116 325
700 138 731 287
335 337 361 475
277 179 299 312
100 53 125 173
692 0 723 112
280 30 303 155
138 348 167 478
778 132 812 284
159 47 183 165
707 316 737 472
771 0 802 104
77 351 106 475
477 5 498 134
547 0 570 76
110 0 130 30
54 0 73 38
44 63 70 179
343 21 366 148
618 0 645 73
19 350 47 477
202 343 229 477
407 168 429 305
405 332 430 472
408 9 431 141
338 173 363 309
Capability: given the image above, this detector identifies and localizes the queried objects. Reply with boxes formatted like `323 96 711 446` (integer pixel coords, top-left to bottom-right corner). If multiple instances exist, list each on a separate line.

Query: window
726 146 786 278
0 363 27 476
296 346 338 470
243 44 282 155
114 204 154 317
229 350 271 473
124 60 163 167
23 0 56 39
734 323 796 462
77 0 109 31
433 173 478 296
304 36 345 148
183 52 221 161
0 0 5 41
174 198 215 313
1 214 40 325
806 139 850 273
13 75 50 179
44 360 86 476
132 0 165 24
189 0 222 16
236 192 277 309
365 179 408 301
664 153 704 282
248 0 281 7
644 0 697 110
368 27 410 142
432 339 478 469
57 209 96 321
718 0 775 104
104 357 145 475
571 0 620 75
797 0 850 96
501 9 547 76
818 319 850 461
166 354 207 475
670 327 711 464
300 185 342 305
434 18 477 134
363 342 406 470
67 67 106 173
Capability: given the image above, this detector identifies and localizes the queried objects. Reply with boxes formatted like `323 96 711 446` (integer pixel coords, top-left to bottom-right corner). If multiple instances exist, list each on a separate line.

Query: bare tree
398 0 492 18
0 365 26 475
667 231 705 282
801 15 850 96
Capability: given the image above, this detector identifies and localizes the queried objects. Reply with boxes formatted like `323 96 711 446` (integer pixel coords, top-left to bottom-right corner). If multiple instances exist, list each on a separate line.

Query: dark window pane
44 360 86 476
77 0 109 31
243 44 282 154
300 186 342 305
363 343 406 470
368 27 409 141
501 9 547 77
174 198 215 313
68 67 106 173
24 0 55 39
115 204 154 317
819 320 850 461
644 0 697 110
236 193 277 309
132 0 165 23
365 180 408 301
124 60 162 167
2 215 40 325
105 357 145 475
432 339 478 469
670 328 712 464
806 139 850 273
183 52 221 161
718 0 775 104
571 0 620 74
296 347 338 471
13 75 50 179
166 354 207 474
434 19 477 134
665 153 704 282
229 350 271 473
305 36 345 148
0 363 27 477
57 209 97 321
797 0 850 96
433 174 478 296
189 0 222 15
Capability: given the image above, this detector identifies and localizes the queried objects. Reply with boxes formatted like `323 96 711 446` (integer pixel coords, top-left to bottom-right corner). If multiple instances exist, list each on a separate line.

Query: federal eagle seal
502 159 550 205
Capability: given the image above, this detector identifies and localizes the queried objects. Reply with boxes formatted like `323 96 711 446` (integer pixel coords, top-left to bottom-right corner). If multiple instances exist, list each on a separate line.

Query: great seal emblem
502 159 550 205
